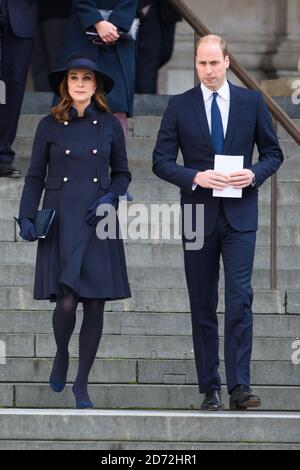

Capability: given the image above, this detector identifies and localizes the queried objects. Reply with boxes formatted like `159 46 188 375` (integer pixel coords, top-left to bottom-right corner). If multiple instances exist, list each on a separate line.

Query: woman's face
67 68 97 106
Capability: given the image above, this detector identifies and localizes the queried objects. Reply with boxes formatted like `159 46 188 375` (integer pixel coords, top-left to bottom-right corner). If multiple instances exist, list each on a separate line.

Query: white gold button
65 150 71 155
93 149 98 155
64 121 69 126
63 177 68 182
93 120 98 125
93 178 98 183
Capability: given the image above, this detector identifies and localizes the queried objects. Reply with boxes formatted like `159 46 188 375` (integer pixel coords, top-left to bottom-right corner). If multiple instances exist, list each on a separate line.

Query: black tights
51 292 105 403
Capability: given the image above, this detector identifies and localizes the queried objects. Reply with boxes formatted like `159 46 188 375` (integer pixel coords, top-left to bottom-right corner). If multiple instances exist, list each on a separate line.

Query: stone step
16 115 163 140
0 176 299 203
2 217 299 246
1 311 299 337
1 264 300 289
0 242 299 270
0 358 299 386
0 409 300 447
1 387 300 413
1 441 300 450
0 333 296 361
11 135 300 164
278 120 300 140
16 113 300 143
9 156 300 183
0 287 288 313
2 197 300 227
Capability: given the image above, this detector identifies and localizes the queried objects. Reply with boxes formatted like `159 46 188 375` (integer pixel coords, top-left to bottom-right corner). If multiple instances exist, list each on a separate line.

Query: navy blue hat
49 54 115 96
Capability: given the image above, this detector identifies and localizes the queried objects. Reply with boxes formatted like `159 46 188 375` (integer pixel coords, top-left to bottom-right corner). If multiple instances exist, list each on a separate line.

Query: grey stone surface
33 334 295 361
0 311 299 337
0 358 136 384
0 358 299 386
0 408 300 442
0 286 286 313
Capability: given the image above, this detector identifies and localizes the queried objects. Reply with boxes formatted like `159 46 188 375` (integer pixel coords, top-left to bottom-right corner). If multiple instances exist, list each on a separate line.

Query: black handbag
86 9 140 46
14 208 56 239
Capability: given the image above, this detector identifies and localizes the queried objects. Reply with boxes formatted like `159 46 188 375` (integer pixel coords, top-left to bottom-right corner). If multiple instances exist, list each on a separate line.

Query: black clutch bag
14 208 55 239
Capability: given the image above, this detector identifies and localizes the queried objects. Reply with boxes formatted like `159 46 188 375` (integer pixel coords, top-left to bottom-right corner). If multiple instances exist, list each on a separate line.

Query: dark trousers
0 6 33 163
183 201 256 394
135 0 176 94
32 18 68 92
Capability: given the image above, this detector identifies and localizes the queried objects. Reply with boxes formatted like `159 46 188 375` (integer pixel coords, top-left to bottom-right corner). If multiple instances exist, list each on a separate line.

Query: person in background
0 0 37 178
32 0 71 91
64 0 138 138
135 0 181 94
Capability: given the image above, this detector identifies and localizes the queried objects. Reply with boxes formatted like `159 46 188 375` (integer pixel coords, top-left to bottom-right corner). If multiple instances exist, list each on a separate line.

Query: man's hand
95 21 119 43
193 170 229 189
228 169 254 189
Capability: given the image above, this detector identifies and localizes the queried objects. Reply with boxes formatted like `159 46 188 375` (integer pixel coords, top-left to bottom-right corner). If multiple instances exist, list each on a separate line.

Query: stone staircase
0 95 299 449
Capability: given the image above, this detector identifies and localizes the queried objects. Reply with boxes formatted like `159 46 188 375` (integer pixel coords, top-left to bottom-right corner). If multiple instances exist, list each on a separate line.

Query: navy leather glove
86 192 119 226
19 217 38 242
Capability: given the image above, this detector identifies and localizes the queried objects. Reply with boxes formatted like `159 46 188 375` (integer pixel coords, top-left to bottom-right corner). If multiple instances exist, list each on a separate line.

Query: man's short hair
196 34 229 59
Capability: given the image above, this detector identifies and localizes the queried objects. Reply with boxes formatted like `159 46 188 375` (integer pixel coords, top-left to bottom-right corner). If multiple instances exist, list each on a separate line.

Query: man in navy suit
0 0 37 177
153 35 284 411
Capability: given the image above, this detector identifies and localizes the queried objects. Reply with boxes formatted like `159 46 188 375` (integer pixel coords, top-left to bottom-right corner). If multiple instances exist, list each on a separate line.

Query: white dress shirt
192 79 231 190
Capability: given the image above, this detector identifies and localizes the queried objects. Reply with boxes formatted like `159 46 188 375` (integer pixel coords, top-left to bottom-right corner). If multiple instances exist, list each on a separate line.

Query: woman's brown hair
51 73 110 122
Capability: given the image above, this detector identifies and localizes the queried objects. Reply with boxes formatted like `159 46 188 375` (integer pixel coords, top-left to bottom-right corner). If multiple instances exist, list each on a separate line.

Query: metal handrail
168 0 299 289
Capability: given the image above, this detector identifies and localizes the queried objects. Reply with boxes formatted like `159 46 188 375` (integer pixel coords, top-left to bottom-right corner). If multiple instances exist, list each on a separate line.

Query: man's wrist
250 171 256 188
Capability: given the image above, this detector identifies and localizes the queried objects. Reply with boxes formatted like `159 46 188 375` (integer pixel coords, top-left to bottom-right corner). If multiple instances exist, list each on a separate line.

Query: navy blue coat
64 0 138 116
6 0 38 38
18 102 132 302
153 82 284 236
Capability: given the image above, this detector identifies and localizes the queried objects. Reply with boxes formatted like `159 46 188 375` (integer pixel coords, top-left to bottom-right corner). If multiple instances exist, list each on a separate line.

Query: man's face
196 41 229 91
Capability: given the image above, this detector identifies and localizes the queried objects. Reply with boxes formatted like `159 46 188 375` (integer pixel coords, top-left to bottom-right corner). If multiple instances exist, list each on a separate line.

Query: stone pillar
273 0 300 77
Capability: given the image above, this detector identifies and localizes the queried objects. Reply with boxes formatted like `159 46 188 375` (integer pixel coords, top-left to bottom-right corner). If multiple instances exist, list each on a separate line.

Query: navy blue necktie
211 92 224 154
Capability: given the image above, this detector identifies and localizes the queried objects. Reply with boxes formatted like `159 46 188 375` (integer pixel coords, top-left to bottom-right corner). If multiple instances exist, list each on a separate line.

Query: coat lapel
191 86 216 155
222 82 241 154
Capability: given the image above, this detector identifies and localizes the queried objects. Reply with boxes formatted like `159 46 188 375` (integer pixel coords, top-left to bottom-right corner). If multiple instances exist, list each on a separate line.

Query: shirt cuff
192 184 197 191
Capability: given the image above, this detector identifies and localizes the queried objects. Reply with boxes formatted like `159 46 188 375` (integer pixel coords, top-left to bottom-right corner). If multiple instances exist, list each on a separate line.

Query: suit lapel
191 86 215 155
222 82 241 154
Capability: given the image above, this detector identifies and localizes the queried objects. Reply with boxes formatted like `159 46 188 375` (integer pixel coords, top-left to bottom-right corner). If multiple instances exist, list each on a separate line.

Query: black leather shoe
201 390 224 411
229 385 261 410
0 163 21 178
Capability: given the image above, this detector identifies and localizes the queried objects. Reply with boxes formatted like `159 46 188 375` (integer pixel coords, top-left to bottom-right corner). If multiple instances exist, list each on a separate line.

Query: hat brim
49 65 115 97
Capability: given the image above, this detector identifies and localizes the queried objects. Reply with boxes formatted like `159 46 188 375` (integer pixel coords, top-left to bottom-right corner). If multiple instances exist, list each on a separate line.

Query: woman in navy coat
64 0 138 135
17 55 131 409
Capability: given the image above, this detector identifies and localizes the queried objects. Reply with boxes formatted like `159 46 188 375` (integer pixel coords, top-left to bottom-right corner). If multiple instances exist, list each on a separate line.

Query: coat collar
68 100 99 121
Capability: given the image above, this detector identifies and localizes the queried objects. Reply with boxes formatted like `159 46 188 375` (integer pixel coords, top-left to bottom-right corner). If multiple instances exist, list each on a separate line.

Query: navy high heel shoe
72 384 94 409
49 354 68 393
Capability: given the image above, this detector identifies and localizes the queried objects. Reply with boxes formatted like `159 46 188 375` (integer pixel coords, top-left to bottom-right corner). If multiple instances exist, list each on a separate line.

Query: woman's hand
19 217 38 242
95 20 119 44
86 192 119 226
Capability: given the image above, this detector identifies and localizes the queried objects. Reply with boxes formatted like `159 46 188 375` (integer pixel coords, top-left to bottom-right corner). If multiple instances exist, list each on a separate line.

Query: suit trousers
183 200 256 394
0 5 33 163
135 0 176 94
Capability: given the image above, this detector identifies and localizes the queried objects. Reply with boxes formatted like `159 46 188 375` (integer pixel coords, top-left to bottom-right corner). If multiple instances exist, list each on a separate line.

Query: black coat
37 0 71 21
5 0 38 38
18 102 132 302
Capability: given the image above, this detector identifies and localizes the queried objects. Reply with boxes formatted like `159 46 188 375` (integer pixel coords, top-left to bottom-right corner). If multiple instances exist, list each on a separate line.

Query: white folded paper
213 154 244 198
